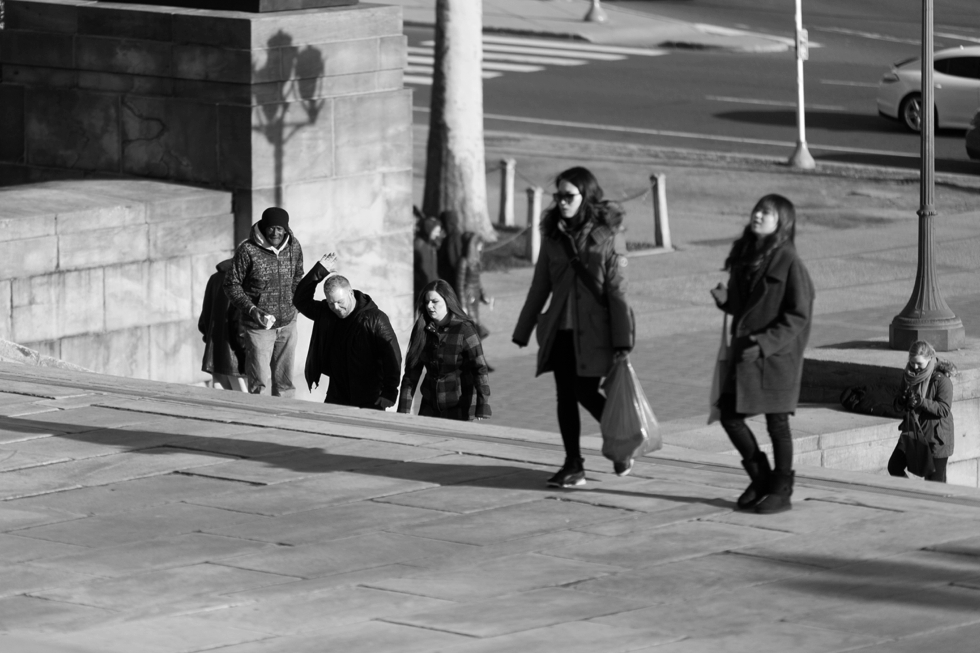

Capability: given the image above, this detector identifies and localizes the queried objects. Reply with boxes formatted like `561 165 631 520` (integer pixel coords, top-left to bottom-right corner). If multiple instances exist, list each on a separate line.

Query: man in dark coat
198 259 247 391
294 256 402 409
224 207 304 397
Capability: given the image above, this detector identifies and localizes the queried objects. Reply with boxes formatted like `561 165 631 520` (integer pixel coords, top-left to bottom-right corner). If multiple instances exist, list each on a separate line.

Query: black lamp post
889 0 965 352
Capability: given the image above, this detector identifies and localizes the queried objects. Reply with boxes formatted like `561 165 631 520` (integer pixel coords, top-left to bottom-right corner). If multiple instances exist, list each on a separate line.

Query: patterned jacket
224 223 304 329
397 315 491 420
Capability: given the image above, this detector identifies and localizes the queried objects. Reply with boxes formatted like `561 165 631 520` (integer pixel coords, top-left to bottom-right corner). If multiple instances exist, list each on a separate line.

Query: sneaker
547 458 586 488
613 459 633 477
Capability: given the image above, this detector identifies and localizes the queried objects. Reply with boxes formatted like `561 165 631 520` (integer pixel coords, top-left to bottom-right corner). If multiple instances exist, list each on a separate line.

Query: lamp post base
889 319 966 352
584 0 609 23
788 141 816 169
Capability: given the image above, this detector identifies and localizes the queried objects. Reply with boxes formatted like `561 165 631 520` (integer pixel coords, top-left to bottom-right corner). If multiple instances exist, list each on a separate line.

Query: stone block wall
0 0 415 395
0 179 234 384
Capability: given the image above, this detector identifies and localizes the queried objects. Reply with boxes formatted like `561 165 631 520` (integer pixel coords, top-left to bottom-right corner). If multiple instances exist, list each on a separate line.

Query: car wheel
900 93 922 132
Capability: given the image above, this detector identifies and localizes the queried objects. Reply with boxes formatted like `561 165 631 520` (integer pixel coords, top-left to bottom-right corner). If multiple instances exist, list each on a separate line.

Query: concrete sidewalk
2 362 980 652
387 0 790 51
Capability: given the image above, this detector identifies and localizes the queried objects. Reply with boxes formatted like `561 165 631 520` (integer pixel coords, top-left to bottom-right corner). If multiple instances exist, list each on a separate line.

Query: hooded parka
224 222 304 329
722 243 814 415
512 219 632 378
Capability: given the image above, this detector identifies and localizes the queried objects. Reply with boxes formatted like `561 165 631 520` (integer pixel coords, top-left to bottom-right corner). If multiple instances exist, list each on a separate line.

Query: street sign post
788 0 815 169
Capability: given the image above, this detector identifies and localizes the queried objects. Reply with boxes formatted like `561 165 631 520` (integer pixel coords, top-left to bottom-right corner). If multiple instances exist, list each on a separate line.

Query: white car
877 46 980 132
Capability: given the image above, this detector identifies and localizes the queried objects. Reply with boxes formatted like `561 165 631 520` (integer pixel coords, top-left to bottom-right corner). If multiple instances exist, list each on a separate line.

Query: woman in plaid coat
397 280 492 421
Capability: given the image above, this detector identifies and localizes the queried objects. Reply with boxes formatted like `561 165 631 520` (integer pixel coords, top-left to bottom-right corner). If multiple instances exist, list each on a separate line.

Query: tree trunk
422 0 493 239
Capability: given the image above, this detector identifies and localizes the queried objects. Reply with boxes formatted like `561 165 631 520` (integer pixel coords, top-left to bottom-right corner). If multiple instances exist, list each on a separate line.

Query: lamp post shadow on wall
888 0 966 352
252 31 325 207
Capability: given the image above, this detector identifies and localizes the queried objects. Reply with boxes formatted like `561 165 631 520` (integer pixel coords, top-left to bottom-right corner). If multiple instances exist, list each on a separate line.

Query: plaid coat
397 315 491 420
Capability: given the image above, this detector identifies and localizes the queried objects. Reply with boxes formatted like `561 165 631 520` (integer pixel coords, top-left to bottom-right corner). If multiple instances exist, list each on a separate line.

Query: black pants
888 447 948 483
550 330 605 460
718 394 793 473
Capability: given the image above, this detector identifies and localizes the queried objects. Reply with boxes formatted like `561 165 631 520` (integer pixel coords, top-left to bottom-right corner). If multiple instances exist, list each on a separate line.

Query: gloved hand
250 306 276 330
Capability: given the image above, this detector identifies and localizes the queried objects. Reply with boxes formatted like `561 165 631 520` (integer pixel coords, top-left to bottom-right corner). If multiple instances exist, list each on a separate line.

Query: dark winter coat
198 260 246 377
397 315 491 420
414 236 439 300
721 243 814 415
512 218 632 378
894 366 955 459
225 223 304 329
437 210 463 286
294 262 402 408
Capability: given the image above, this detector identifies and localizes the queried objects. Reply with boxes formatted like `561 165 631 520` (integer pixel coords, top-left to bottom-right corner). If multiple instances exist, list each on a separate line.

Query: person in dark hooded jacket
437 209 464 284
294 256 402 409
224 207 304 397
199 259 247 391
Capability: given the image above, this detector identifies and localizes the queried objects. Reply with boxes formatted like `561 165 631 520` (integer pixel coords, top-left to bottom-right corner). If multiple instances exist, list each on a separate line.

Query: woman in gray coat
711 194 814 514
513 167 633 488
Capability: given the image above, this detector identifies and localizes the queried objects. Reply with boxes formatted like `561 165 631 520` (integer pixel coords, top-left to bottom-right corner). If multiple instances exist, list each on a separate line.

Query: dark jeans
550 330 605 460
718 394 793 473
888 447 948 483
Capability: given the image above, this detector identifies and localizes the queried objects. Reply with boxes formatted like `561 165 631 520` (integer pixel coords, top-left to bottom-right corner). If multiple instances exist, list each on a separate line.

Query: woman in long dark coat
512 167 633 488
198 259 247 391
711 194 814 514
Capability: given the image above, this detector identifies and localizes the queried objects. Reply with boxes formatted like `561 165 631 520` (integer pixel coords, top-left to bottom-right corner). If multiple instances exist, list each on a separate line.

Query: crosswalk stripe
421 40 625 61
409 55 543 73
482 52 588 66
481 34 670 57
405 68 502 80
409 46 587 67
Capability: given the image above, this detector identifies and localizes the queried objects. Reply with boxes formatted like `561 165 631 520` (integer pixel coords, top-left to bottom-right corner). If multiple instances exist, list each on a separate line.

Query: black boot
755 471 794 514
547 457 586 488
737 452 771 510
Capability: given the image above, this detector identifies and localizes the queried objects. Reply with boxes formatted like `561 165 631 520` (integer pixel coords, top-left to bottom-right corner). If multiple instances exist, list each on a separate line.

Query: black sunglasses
553 192 581 204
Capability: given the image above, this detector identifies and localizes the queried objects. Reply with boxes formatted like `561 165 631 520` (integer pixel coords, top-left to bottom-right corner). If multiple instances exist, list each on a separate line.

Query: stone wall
0 0 415 395
0 179 234 384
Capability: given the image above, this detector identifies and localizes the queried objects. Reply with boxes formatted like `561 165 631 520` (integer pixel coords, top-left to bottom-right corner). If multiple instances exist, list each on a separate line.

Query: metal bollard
526 187 543 264
498 158 516 226
650 173 672 250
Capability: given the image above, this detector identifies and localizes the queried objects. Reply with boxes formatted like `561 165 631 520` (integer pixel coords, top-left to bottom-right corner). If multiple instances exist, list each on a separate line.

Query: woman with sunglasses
513 167 633 488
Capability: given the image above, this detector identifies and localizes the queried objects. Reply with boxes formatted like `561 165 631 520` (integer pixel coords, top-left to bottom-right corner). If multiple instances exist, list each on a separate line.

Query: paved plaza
1 362 980 652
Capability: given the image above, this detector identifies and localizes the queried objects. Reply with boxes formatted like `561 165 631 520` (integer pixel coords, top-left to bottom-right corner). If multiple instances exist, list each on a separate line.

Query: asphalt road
409 0 980 174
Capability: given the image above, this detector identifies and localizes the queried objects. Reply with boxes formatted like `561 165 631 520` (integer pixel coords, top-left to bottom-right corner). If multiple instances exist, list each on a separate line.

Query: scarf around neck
903 357 936 399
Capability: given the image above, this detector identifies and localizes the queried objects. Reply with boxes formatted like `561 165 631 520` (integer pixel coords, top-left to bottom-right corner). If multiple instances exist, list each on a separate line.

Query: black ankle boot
737 452 771 510
547 457 586 488
755 471 794 514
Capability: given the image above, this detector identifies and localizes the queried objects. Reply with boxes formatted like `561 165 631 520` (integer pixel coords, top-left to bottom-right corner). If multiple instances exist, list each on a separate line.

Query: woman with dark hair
512 166 633 488
397 279 492 421
889 340 955 483
710 194 814 514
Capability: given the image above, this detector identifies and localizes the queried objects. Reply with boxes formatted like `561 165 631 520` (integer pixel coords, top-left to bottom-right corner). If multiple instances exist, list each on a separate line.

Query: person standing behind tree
198 259 247 392
414 216 443 300
512 167 633 488
437 209 463 284
293 255 402 410
224 207 304 397
397 280 491 421
710 194 814 514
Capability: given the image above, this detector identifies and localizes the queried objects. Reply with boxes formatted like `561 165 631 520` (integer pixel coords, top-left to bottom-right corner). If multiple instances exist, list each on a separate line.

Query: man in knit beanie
224 207 304 397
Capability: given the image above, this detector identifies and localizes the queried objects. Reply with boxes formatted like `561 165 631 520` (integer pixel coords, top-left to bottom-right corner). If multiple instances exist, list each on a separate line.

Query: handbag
600 355 661 463
707 314 730 425
898 412 935 477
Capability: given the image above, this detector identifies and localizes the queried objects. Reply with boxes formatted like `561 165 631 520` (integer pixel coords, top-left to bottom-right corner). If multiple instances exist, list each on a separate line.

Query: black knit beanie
261 207 289 229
